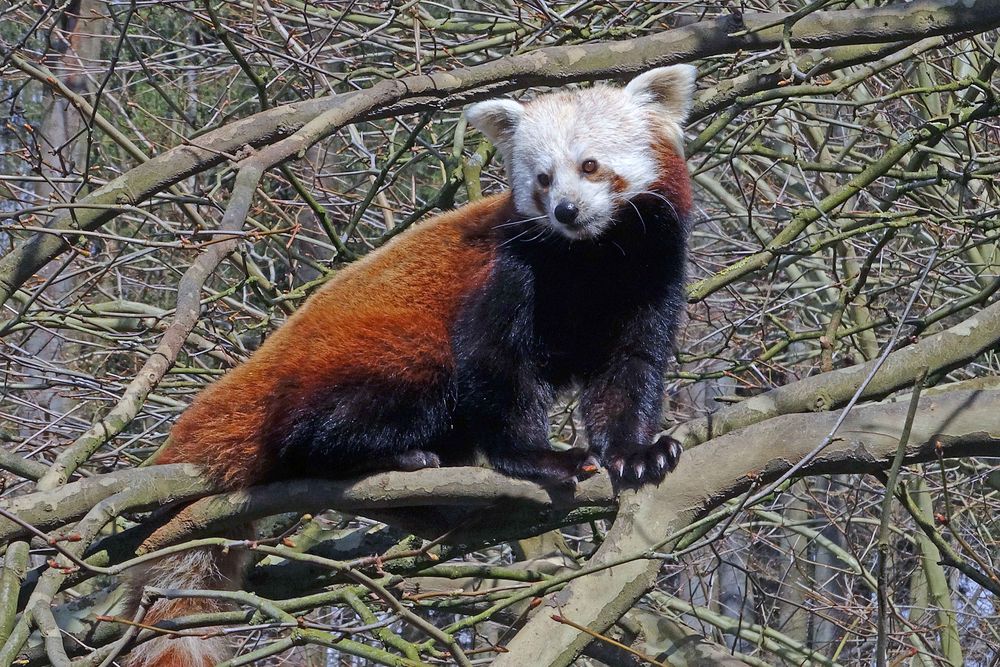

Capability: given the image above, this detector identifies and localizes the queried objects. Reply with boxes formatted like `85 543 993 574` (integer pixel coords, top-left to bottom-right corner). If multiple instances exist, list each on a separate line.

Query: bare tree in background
2 2 999 666
12 0 108 427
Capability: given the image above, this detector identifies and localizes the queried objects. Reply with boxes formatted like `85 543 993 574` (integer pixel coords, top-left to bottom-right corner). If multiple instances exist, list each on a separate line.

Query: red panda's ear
465 99 524 153
625 65 697 123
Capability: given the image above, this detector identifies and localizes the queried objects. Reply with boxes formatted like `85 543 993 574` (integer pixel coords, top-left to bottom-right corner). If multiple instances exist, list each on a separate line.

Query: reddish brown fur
142 651 213 667
132 598 225 667
142 596 223 630
610 173 629 195
584 164 629 196
652 141 693 218
158 194 512 489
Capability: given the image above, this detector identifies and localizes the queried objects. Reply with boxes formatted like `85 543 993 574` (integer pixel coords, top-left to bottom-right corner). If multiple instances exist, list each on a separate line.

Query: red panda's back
158 193 511 488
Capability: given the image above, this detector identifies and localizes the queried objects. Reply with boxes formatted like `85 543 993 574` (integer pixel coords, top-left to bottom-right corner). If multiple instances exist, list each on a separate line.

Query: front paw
495 447 601 488
605 435 682 487
550 448 601 488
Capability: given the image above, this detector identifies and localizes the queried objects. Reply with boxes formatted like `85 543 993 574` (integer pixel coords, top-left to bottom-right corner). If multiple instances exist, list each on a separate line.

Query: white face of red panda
466 65 696 240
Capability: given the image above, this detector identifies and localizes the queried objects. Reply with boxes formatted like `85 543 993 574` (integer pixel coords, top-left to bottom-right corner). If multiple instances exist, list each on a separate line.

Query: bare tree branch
494 388 1000 666
4 0 1000 308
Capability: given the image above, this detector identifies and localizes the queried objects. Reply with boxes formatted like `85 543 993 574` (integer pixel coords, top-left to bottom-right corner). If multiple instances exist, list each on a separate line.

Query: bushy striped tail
123 546 247 667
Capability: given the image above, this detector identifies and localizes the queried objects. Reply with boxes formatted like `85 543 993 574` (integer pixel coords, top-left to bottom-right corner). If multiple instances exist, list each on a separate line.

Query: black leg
581 310 682 488
451 255 598 486
267 380 451 479
454 354 598 485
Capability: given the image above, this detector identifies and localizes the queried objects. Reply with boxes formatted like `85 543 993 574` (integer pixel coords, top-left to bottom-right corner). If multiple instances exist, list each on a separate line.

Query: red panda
123 65 696 667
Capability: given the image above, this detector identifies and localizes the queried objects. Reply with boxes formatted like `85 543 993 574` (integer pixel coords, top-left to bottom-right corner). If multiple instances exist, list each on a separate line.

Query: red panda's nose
554 201 579 225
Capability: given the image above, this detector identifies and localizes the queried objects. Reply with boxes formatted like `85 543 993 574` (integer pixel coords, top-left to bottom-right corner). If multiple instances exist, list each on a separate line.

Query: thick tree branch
4 0 1000 308
0 464 211 543
7 391 997 588
0 464 614 545
7 388 1000 665
493 388 1000 666
670 295 1000 446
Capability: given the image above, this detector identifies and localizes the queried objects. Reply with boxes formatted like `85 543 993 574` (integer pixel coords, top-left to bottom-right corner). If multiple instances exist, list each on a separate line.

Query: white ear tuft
465 99 524 151
624 65 697 123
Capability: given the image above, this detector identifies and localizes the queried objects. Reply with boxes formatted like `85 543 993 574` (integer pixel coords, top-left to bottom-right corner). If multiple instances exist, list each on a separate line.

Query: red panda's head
466 65 695 240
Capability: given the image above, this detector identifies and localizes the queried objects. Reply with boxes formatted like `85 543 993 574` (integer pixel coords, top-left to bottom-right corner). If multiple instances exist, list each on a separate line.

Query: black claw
602 437 683 488
667 442 683 470
651 436 682 471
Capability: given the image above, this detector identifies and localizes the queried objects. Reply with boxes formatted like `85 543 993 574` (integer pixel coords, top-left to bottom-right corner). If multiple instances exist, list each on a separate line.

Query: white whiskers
626 199 648 236
497 221 544 249
492 213 547 230
622 189 679 221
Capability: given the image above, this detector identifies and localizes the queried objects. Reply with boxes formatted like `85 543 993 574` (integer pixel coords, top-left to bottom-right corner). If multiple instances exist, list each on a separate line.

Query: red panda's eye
537 173 551 188
582 159 598 174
